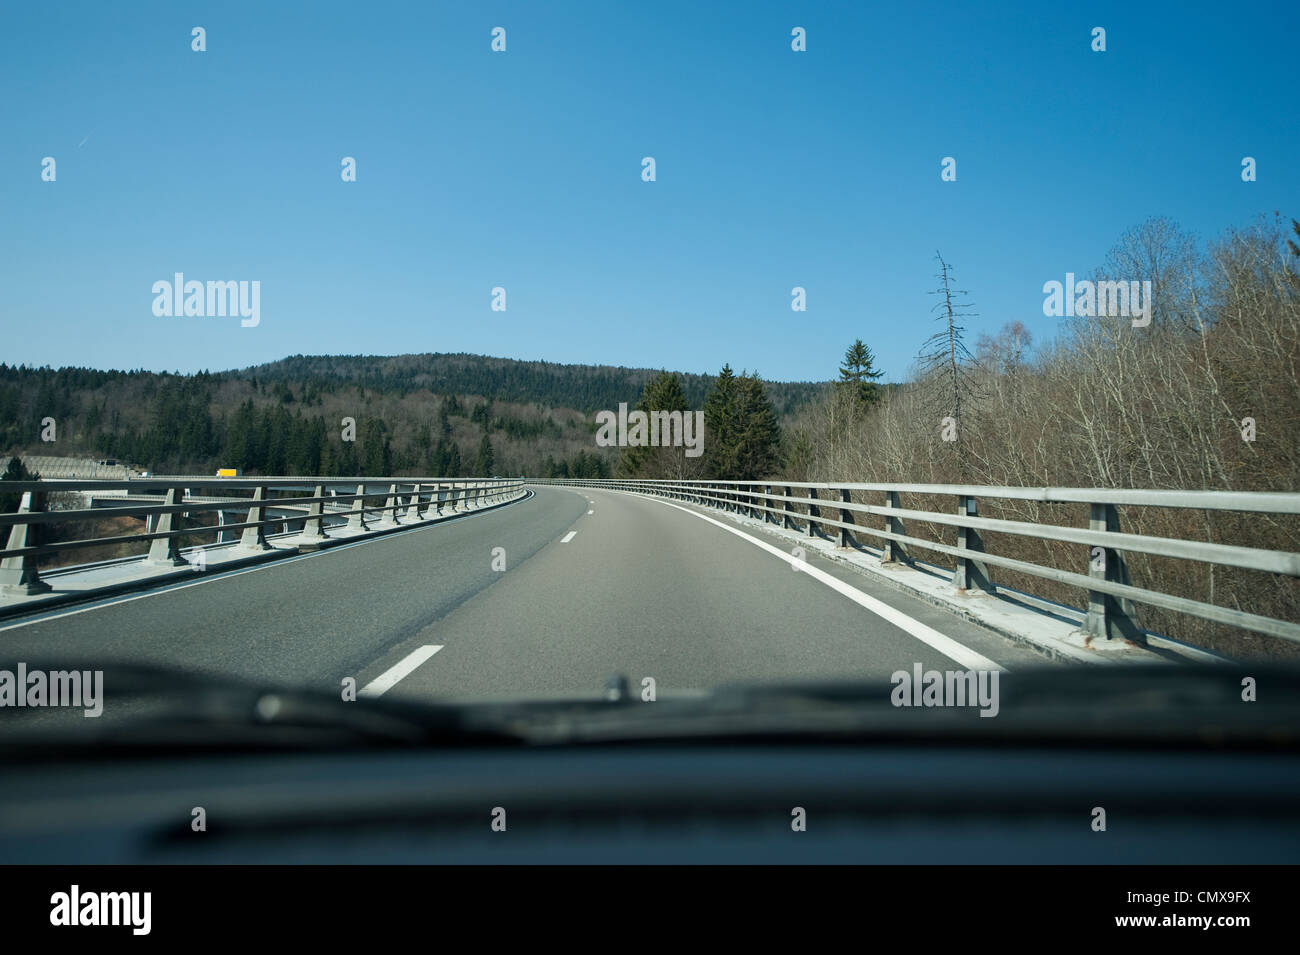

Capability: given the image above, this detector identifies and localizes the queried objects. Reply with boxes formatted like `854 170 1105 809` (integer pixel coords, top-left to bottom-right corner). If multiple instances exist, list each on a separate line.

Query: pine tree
701 366 781 480
476 434 495 475
1 457 39 513
334 437 359 476
617 370 693 478
837 339 884 406
730 372 782 480
226 400 258 472
702 364 739 478
361 419 391 476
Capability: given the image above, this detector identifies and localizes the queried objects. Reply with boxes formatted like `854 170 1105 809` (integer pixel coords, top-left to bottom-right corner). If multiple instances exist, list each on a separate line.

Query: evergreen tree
226 400 258 471
702 364 739 478
1 457 39 513
361 419 391 476
730 372 783 480
837 339 884 406
617 370 692 478
334 436 359 476
476 434 495 475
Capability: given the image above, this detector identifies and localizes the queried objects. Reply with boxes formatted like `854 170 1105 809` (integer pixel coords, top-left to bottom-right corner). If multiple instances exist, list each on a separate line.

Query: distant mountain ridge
239 353 831 416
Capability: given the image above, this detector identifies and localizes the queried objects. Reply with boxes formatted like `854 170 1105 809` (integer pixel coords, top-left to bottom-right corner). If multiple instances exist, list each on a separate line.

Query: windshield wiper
3 660 1298 754
0 660 526 756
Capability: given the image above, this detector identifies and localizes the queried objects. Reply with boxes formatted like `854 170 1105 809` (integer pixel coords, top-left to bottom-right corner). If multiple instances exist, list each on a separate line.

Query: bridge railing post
302 484 329 541
0 491 53 595
838 488 856 548
238 485 273 551
882 490 909 564
1084 502 1144 643
783 486 797 529
954 494 993 594
348 484 370 530
806 487 820 538
379 484 402 526
145 486 189 566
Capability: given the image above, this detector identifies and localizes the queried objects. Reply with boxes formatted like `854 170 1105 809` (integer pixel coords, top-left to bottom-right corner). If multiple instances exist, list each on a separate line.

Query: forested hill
0 352 831 478
244 353 826 416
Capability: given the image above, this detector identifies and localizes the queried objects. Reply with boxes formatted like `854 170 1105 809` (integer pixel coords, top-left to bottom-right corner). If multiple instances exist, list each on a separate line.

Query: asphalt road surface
0 486 1052 713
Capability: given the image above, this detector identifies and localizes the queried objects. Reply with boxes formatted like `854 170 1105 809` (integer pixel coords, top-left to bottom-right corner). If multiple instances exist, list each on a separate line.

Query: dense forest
0 353 826 479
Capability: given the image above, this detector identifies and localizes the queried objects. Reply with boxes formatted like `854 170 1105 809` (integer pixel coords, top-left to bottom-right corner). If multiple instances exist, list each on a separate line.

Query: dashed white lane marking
587 510 594 515
560 531 578 543
653 499 1006 672
359 644 444 698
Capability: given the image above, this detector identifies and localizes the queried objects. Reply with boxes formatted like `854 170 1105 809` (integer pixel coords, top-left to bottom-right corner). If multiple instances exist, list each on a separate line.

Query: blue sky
1 1 1296 384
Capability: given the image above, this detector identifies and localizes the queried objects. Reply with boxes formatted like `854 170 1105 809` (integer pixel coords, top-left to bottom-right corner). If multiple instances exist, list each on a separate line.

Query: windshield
0 1 1298 887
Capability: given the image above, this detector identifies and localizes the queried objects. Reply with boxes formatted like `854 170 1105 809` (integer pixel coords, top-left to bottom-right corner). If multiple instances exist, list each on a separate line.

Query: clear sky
1 1 1296 383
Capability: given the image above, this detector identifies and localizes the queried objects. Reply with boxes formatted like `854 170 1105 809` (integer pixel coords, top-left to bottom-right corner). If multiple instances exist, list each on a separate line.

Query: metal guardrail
0 476 526 596
535 478 1300 647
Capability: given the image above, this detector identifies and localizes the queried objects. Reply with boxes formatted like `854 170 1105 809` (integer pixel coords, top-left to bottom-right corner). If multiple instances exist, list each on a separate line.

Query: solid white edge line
359 644 444 698
653 499 1007 672
560 531 577 543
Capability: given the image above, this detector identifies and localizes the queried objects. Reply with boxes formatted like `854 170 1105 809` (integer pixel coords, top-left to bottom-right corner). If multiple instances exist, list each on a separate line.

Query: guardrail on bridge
534 478 1300 649
0 475 526 596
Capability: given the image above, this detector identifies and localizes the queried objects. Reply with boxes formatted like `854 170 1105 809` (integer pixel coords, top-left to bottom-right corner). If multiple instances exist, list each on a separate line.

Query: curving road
0 485 1052 709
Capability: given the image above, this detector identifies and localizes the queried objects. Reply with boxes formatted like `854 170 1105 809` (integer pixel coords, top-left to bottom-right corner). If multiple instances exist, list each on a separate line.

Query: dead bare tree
917 252 984 480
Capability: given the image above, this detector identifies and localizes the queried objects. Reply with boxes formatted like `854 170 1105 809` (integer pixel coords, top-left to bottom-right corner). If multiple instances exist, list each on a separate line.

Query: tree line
614 365 786 481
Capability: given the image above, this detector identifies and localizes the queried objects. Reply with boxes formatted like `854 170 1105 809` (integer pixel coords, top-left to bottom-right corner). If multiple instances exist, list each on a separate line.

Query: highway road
0 485 1052 712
